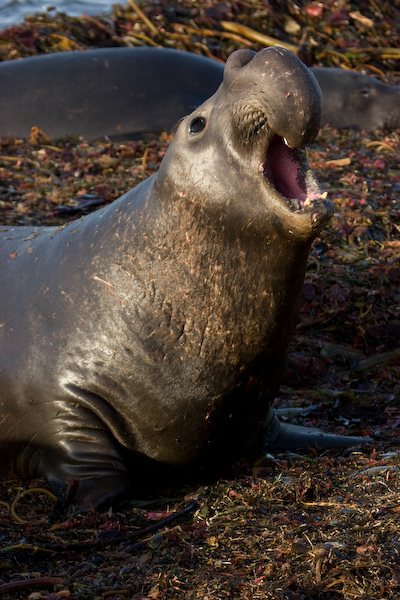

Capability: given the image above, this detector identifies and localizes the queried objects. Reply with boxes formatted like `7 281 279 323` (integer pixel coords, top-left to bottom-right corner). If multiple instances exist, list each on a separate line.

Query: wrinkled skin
0 47 333 510
0 47 399 140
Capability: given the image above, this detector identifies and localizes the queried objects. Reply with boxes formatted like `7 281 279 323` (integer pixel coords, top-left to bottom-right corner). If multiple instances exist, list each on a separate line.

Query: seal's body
0 47 399 140
0 47 333 507
0 48 342 509
313 67 400 131
0 48 223 140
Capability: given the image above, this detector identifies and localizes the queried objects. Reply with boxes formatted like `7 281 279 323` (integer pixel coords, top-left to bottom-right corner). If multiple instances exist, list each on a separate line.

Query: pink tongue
262 137 307 203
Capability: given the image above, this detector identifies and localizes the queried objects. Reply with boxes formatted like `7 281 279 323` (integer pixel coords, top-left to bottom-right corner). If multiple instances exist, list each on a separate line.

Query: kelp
0 2 400 599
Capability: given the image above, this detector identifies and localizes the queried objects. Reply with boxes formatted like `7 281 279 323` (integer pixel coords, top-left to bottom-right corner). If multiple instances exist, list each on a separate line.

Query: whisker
169 116 187 137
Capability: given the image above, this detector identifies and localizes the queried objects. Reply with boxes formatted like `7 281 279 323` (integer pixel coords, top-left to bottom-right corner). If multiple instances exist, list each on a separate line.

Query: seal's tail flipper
262 409 372 450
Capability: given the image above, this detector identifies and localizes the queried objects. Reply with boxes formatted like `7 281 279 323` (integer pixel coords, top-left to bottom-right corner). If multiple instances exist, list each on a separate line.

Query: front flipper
39 432 130 512
18 400 131 512
262 408 372 450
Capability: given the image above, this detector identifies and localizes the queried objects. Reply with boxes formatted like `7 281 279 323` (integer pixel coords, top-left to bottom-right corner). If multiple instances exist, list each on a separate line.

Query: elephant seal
0 47 399 140
313 67 400 131
0 47 368 510
0 47 224 140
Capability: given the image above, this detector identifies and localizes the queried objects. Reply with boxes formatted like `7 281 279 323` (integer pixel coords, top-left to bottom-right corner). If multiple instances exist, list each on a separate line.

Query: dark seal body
0 47 333 509
0 47 223 140
0 47 399 140
312 67 400 131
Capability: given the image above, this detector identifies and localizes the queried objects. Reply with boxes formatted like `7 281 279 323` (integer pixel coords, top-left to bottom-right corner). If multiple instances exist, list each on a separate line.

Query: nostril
223 49 256 81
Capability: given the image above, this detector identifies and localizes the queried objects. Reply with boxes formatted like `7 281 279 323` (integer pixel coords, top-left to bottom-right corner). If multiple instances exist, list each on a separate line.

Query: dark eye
189 117 206 134
360 89 370 98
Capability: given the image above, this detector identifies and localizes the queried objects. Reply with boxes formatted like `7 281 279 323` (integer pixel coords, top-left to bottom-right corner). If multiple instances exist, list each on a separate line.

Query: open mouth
261 135 326 211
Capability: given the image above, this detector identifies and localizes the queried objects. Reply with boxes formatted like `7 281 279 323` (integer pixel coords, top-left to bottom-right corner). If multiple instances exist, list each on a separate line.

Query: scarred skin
0 47 334 510
0 47 399 140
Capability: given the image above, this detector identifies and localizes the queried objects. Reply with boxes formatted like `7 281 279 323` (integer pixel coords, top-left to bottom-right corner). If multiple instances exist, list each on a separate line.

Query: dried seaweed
0 2 400 599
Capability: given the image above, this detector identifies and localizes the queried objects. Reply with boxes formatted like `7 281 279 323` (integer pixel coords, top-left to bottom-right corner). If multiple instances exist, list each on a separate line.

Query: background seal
0 47 399 140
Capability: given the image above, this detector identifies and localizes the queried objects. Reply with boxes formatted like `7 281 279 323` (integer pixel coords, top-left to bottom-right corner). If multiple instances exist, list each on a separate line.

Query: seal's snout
218 47 333 234
223 46 322 148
